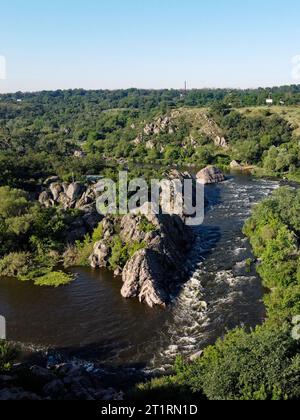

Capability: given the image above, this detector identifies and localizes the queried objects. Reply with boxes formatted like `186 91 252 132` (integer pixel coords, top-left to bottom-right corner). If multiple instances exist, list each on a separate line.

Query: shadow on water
1 174 280 370
18 343 151 390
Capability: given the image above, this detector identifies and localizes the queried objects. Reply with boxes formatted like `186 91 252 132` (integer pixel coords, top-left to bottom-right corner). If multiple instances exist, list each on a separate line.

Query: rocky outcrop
200 114 228 148
196 166 225 184
121 248 168 307
39 179 103 243
143 116 176 136
90 210 194 308
0 363 123 401
39 181 98 212
66 182 85 202
230 160 243 170
215 136 228 148
73 150 86 158
90 241 110 269
122 213 193 307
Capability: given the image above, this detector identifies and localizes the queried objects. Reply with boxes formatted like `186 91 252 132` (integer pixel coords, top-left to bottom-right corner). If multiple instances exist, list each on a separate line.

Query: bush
33 271 74 287
167 326 300 401
135 187 300 401
139 216 156 234
0 252 31 278
0 341 18 372
63 223 104 268
131 376 201 402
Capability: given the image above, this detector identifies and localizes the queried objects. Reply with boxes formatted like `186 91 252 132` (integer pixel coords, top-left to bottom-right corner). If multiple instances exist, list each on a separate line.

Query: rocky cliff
38 179 103 243
90 211 194 308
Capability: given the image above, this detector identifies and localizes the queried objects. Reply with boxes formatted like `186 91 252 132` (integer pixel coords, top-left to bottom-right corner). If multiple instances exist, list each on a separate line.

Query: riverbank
0 175 279 368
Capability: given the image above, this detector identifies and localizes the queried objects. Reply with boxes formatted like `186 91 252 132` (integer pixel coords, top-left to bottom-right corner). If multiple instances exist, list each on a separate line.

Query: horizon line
0 83 300 96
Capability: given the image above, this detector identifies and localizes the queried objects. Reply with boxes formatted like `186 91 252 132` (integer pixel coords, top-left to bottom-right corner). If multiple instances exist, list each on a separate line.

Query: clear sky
0 0 300 92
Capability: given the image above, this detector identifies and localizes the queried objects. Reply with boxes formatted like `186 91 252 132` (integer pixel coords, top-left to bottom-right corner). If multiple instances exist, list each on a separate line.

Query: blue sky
0 0 300 92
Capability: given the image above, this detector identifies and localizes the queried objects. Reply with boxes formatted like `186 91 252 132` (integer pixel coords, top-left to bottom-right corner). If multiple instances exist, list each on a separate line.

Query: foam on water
152 175 279 368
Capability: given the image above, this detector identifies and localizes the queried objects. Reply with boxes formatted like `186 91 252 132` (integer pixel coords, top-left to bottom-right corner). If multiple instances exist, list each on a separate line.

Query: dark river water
0 174 279 369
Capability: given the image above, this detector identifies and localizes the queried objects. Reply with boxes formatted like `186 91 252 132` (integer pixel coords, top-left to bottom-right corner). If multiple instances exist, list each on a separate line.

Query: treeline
1 85 300 110
132 188 300 401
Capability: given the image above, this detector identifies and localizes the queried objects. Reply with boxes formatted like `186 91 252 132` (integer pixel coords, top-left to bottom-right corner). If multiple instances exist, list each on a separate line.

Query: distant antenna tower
184 81 187 94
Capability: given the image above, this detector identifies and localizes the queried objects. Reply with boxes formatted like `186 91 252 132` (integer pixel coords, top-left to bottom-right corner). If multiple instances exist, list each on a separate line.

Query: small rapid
0 174 279 368
152 175 279 370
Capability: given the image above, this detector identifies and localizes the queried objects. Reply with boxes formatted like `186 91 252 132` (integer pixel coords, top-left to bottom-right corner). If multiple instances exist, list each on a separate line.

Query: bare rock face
215 136 228 148
89 210 193 308
39 181 95 211
143 116 177 137
0 363 124 401
120 213 193 308
38 178 103 244
66 182 85 202
44 176 60 186
38 191 54 208
120 214 148 243
90 241 110 269
230 160 243 170
50 183 63 201
196 166 225 184
121 249 168 308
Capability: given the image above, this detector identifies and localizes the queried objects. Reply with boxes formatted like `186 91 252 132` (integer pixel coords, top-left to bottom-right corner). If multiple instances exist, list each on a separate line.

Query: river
0 173 279 370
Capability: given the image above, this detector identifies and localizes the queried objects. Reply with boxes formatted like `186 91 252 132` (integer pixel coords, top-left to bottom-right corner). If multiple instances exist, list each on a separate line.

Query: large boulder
196 166 225 184
66 182 85 202
215 136 228 148
230 160 243 170
49 183 63 201
90 241 111 269
38 191 54 208
120 214 148 243
121 249 169 308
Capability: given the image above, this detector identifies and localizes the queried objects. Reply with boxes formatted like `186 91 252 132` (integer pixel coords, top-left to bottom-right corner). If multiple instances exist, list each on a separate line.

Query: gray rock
120 213 193 308
189 351 204 362
121 249 168 308
83 212 102 230
114 267 123 277
66 182 85 201
44 176 60 186
230 160 243 170
215 136 228 148
0 388 41 401
196 166 225 184
29 365 57 386
90 241 110 268
57 192 72 209
90 209 194 308
43 380 66 399
120 214 147 243
38 191 54 208
50 182 63 201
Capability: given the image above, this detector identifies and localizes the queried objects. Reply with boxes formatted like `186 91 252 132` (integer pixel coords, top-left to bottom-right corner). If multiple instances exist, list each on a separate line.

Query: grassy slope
239 106 300 137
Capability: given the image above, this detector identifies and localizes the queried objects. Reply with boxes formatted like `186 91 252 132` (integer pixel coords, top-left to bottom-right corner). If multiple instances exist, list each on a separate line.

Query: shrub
139 216 156 234
33 271 74 287
172 326 300 401
0 341 18 372
0 252 31 278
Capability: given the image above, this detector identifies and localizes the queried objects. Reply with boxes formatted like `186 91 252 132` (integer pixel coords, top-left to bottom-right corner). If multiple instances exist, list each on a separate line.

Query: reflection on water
0 174 279 367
